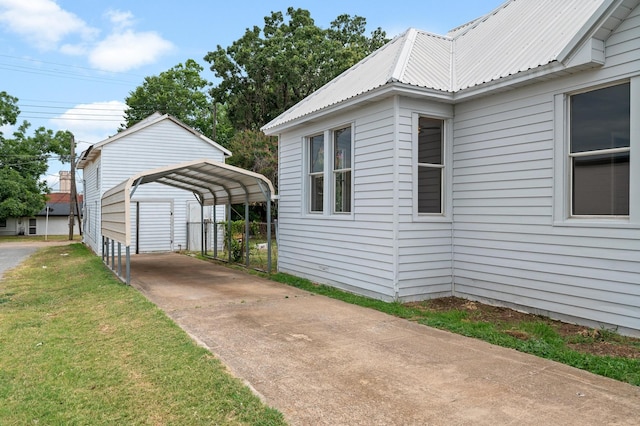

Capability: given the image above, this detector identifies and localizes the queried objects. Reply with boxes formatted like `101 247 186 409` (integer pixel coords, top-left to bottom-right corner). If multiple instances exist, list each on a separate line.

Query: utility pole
68 134 76 240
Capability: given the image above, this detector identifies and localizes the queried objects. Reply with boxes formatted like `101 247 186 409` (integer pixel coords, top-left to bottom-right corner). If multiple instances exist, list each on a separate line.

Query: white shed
263 0 640 335
78 113 231 255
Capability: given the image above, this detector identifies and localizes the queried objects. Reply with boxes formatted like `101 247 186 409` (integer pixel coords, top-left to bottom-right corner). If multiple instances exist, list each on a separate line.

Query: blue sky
0 0 504 190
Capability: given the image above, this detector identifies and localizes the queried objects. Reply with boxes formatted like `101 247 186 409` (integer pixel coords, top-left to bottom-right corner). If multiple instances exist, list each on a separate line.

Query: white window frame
307 133 325 214
412 113 452 221
303 123 355 218
553 76 640 227
331 125 353 215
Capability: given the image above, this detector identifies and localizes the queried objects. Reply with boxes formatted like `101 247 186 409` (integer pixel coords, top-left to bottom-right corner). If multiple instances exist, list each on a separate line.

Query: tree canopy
205 7 388 131
122 60 215 136
0 92 72 220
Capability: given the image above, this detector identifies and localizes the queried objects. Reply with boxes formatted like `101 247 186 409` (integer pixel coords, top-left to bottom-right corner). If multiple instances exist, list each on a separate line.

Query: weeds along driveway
129 252 640 426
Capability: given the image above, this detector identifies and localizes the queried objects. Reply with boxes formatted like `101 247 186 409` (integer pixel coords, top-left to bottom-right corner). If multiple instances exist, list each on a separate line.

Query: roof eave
453 60 605 102
262 83 454 135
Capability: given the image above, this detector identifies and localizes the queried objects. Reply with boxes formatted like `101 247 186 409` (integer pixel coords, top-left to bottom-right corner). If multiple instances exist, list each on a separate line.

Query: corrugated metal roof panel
262 0 631 133
453 0 605 90
262 30 413 131
402 32 452 91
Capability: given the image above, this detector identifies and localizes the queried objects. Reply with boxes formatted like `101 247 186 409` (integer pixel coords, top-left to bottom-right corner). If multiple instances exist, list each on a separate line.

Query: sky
0 0 505 191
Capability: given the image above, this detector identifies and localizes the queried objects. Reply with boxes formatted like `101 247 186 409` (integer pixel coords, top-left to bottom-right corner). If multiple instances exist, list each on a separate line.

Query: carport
99 159 276 284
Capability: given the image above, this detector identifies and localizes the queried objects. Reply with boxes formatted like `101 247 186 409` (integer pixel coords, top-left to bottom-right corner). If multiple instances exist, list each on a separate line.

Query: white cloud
0 1 173 71
0 0 97 50
50 101 127 143
89 29 174 72
105 9 135 30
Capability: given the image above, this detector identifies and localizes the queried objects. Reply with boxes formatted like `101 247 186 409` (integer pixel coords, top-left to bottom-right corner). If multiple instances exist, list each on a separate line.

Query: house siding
396 97 455 300
81 118 226 255
277 100 397 300
451 6 640 332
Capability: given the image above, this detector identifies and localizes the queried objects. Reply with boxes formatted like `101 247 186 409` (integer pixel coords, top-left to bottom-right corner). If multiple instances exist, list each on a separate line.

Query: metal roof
101 159 276 246
263 0 637 133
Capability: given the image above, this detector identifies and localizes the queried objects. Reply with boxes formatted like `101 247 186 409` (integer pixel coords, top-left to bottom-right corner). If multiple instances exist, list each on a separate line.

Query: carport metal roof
101 159 276 247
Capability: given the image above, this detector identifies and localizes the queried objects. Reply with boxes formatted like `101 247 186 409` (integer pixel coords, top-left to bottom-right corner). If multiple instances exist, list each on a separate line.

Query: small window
0 218 6 228
417 117 444 214
96 166 100 190
570 83 630 216
28 218 37 235
333 127 352 213
308 134 324 213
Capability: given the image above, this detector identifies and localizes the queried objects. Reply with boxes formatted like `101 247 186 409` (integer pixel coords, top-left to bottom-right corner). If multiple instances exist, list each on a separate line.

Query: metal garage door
131 200 173 253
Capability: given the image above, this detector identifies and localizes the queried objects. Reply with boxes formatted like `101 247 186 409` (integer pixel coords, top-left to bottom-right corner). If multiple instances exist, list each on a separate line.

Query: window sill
553 218 640 229
413 214 452 223
303 212 355 221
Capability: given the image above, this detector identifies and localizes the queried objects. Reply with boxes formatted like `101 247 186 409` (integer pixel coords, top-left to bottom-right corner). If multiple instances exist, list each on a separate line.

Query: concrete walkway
130 253 639 426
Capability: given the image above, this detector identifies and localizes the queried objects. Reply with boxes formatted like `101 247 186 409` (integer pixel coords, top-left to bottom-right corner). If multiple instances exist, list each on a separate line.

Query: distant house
0 172 82 237
262 0 640 335
77 113 231 255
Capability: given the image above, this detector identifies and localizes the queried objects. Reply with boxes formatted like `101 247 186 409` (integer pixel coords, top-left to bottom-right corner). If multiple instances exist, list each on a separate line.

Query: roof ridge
449 0 513 39
389 28 419 82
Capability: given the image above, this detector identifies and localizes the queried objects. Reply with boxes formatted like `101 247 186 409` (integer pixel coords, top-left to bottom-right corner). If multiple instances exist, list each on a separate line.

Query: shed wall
82 118 226 255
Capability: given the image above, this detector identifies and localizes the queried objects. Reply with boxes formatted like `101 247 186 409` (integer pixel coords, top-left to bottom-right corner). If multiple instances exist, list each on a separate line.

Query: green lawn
0 244 285 425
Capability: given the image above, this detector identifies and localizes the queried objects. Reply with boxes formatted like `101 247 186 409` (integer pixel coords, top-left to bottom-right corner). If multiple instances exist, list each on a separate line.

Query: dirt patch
406 297 640 360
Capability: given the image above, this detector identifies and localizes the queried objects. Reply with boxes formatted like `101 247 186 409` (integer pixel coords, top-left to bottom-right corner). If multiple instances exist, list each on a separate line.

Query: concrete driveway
130 253 639 425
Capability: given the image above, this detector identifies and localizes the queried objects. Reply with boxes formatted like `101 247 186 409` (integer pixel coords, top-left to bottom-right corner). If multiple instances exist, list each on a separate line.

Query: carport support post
106 237 110 267
125 246 131 285
111 239 115 271
102 236 105 262
245 199 250 267
117 243 122 277
200 200 205 257
227 203 232 264
213 204 218 258
267 196 272 273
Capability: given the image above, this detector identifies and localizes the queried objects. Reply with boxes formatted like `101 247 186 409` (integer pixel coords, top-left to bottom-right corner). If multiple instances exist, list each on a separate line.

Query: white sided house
262 0 640 335
78 113 231 255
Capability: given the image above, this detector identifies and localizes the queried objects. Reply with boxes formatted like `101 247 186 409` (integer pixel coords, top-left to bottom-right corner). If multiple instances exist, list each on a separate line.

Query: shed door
131 200 173 253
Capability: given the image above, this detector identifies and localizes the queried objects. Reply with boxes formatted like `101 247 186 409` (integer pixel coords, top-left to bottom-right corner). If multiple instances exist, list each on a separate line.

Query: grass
262 272 640 386
0 244 285 425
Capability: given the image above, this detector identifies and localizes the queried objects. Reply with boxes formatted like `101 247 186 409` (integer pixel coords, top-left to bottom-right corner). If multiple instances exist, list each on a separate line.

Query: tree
0 92 72 220
226 130 278 188
205 7 389 131
122 59 217 137
204 8 388 191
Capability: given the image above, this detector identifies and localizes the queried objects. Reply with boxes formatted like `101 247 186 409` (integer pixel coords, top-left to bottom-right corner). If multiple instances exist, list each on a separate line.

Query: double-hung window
306 125 353 215
417 117 444 214
333 126 352 213
308 134 325 213
570 83 630 216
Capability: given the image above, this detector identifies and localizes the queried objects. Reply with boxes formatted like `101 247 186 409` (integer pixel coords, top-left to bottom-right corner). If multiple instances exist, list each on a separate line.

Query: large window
570 83 630 216
309 134 324 213
306 125 353 216
0 218 6 228
333 127 352 213
417 117 444 214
